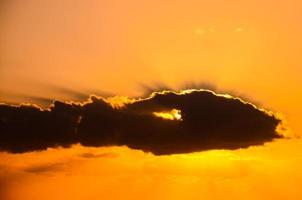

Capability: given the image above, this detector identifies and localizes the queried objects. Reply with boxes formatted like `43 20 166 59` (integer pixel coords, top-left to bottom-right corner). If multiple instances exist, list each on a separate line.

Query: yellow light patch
153 109 183 121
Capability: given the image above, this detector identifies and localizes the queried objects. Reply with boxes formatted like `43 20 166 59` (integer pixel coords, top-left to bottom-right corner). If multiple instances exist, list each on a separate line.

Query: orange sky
2 140 302 200
0 0 302 199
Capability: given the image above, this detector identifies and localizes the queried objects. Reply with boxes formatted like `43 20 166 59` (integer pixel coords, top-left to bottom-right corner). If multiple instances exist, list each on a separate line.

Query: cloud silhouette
0 89 283 155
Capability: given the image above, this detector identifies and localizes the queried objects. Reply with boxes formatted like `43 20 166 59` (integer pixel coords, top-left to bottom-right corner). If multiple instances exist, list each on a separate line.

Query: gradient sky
1 0 302 199
1 0 302 133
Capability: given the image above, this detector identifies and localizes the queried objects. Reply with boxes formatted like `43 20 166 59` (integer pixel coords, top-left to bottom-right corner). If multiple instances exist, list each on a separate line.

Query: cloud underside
0 90 282 155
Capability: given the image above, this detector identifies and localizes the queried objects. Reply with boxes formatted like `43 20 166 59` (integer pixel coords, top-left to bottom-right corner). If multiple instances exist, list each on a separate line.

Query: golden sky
2 140 302 200
0 0 302 199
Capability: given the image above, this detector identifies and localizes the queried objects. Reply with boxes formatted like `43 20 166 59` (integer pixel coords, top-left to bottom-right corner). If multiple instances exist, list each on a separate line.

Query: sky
0 0 302 199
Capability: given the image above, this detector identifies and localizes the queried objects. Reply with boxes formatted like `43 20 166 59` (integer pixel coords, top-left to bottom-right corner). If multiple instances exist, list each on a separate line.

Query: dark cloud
0 89 283 155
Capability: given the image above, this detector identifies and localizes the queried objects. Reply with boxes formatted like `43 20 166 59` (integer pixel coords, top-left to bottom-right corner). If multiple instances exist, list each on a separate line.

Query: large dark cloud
0 90 283 155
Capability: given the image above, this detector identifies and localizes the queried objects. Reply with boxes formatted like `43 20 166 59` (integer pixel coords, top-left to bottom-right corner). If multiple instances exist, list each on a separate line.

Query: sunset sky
1 0 302 199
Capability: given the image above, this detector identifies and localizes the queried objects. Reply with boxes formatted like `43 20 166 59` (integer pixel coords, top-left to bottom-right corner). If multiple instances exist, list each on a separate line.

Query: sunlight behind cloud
153 109 182 121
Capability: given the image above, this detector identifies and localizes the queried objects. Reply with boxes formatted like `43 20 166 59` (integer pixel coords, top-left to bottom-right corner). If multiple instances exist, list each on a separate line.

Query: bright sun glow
153 109 183 121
